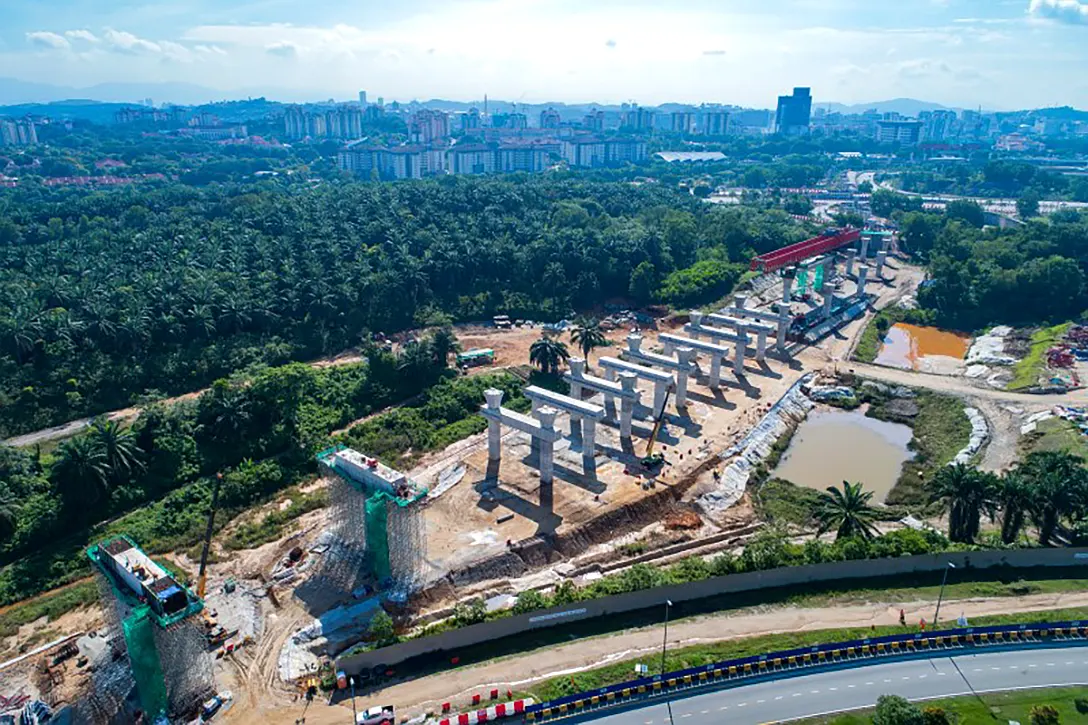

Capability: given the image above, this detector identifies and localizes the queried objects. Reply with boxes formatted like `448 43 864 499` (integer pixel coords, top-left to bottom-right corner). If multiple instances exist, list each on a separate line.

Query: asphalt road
585 646 1088 725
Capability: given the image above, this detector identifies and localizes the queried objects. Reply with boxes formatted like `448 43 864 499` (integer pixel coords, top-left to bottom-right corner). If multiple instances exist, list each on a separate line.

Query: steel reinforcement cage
524 619 1088 722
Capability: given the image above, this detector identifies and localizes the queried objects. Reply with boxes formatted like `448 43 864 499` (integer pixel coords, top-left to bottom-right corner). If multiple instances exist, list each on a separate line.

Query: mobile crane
196 473 223 600
639 384 674 473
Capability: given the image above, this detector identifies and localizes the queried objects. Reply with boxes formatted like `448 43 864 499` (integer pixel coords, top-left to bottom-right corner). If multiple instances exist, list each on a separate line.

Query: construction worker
899 609 906 627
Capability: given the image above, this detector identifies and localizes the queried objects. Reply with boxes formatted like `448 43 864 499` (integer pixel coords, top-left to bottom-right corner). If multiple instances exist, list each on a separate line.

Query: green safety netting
122 606 169 719
814 264 826 292
794 268 809 293
365 494 391 583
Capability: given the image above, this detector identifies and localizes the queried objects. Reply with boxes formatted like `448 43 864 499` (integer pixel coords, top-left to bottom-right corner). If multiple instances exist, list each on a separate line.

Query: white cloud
103 28 162 54
265 41 300 58
1029 0 1088 24
64 29 100 43
25 31 70 50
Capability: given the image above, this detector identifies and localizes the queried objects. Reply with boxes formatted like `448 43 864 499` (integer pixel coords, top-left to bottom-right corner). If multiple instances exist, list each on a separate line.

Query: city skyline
3 0 1088 110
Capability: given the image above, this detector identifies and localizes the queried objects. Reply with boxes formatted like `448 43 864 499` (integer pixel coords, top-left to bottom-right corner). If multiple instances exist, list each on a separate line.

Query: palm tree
815 481 879 541
529 335 570 375
430 327 461 368
1021 451 1087 545
570 317 608 366
929 464 998 543
397 338 436 376
90 417 145 483
997 471 1034 544
51 435 109 509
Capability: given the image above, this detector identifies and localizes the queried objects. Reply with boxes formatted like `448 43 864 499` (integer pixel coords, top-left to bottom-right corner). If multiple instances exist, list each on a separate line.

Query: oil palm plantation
90 417 145 484
570 317 607 366
0 488 18 544
1020 451 1087 545
815 481 879 541
929 463 998 543
529 335 570 375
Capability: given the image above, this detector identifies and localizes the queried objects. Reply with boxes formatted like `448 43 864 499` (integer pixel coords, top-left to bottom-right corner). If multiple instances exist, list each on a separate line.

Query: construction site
1 228 928 725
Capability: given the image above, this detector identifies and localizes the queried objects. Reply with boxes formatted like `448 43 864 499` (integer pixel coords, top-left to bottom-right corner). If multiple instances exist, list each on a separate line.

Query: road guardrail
524 619 1088 722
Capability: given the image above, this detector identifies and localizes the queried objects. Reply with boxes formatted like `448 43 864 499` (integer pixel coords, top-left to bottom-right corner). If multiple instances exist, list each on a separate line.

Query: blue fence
524 619 1088 722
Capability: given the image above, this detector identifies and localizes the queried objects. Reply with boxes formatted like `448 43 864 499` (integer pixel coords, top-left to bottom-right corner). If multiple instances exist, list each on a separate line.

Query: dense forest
0 176 809 437
873 191 1088 330
891 159 1088 201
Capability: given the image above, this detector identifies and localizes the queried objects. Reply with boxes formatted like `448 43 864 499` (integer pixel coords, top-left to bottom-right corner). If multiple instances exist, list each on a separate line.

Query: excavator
639 384 674 473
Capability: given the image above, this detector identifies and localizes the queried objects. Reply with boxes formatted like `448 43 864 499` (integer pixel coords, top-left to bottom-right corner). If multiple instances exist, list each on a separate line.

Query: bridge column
857 265 870 298
619 372 637 439
823 287 835 318
875 251 887 280
733 333 748 375
653 380 667 415
734 294 748 311
859 236 870 260
844 249 856 277
662 339 676 356
782 271 793 304
536 408 558 485
568 358 585 401
626 333 643 354
776 310 790 350
581 417 597 470
755 329 768 362
709 355 722 389
485 389 504 461
675 348 695 407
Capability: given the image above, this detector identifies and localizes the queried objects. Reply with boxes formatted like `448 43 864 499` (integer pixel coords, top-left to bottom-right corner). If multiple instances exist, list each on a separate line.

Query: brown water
771 409 914 503
874 323 970 372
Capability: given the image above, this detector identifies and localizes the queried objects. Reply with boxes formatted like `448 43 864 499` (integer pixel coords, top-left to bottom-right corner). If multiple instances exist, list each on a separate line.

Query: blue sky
2 0 1087 108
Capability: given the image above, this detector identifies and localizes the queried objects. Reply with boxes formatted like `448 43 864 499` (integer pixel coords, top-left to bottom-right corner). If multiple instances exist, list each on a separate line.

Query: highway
580 646 1088 724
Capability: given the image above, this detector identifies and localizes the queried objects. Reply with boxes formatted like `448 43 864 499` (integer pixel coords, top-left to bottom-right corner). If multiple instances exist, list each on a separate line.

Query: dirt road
227 590 1088 725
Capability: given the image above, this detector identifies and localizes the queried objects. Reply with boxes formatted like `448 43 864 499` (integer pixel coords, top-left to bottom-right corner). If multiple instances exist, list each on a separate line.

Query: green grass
754 478 823 528
1022 417 1088 462
880 391 972 506
1008 322 1073 391
799 686 1088 724
225 486 329 550
0 580 99 639
528 606 1088 702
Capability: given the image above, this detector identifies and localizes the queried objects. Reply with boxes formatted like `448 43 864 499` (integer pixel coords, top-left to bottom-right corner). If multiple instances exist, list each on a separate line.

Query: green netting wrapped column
794 268 809 294
122 606 169 720
365 494 391 582
814 264 825 292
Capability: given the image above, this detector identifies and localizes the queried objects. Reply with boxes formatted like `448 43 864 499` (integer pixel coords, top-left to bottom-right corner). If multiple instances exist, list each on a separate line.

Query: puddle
771 409 914 503
874 323 970 374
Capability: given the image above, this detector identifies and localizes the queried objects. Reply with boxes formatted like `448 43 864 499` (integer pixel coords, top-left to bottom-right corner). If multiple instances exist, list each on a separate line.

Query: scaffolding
86 535 214 723
316 446 428 599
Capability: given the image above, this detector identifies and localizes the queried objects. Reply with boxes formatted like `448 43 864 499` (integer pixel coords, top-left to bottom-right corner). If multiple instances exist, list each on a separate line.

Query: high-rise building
359 90 367 106
583 109 605 132
539 108 561 129
670 111 695 135
284 106 307 139
0 118 37 146
507 112 528 130
461 107 481 132
775 87 812 136
448 143 496 174
876 119 923 145
409 109 450 144
702 109 730 136
621 106 655 132
922 110 956 141
284 105 363 140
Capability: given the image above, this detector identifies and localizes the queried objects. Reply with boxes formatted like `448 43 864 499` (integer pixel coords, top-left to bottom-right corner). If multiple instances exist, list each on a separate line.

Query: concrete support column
734 334 748 375
626 333 643 354
581 418 596 467
675 348 695 407
653 381 667 415
875 251 887 279
485 389 504 460
777 310 790 350
782 272 793 304
603 394 617 420
709 355 722 389
662 340 676 356
823 288 835 318
755 330 768 362
860 237 870 260
536 407 558 485
568 358 585 401
857 265 869 297
619 372 637 438
530 398 542 455
817 257 833 293
845 249 856 277
734 294 748 311
569 413 582 439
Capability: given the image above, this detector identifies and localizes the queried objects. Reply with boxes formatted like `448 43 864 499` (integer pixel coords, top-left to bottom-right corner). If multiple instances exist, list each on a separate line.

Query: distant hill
816 98 960 116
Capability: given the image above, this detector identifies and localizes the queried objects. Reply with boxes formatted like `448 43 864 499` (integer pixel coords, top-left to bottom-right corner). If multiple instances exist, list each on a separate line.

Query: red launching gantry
749 228 861 273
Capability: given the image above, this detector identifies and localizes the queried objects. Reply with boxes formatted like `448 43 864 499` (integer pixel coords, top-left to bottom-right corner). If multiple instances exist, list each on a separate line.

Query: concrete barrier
335 548 1088 675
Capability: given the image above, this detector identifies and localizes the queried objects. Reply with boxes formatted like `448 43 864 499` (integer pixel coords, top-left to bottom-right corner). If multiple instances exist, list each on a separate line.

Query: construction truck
356 705 395 725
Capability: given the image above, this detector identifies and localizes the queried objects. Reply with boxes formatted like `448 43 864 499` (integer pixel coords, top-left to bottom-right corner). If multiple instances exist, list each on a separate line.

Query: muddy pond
771 409 914 503
874 323 970 375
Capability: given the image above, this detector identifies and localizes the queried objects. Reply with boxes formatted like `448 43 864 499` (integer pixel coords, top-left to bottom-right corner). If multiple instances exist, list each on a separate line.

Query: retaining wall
335 547 1088 674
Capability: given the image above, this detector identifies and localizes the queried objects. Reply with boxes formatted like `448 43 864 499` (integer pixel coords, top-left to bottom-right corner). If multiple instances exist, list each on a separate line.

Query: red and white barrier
437 698 534 725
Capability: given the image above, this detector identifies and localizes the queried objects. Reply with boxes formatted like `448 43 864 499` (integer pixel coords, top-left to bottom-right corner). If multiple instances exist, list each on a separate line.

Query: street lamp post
933 561 956 625
660 600 672 675
349 677 358 724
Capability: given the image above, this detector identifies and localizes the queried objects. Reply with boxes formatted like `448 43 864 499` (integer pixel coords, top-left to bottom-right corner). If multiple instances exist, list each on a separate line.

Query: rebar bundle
153 620 214 719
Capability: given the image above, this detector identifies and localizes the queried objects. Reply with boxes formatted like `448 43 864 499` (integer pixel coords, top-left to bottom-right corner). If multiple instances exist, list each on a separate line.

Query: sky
2 0 1087 109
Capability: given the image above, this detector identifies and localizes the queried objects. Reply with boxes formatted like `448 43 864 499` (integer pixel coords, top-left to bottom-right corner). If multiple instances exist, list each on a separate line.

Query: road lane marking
700 711 708 715
792 693 802 697
829 687 838 691
1047 663 1056 667
902 676 911 680
738 703 747 708
775 696 783 701
865 682 874 686
681 714 692 718
811 690 821 694
848 684 856 688
1030 664 1037 668
919 674 927 679
719 706 729 711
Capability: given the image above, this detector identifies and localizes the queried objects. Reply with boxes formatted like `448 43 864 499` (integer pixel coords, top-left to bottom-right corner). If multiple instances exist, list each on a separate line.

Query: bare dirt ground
224 590 1088 725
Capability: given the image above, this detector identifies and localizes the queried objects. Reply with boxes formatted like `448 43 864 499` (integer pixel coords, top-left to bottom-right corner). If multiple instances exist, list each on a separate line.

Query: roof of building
655 151 727 163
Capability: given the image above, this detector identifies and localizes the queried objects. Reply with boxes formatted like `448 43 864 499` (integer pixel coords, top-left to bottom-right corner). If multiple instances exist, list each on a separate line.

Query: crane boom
196 473 223 600
642 384 674 463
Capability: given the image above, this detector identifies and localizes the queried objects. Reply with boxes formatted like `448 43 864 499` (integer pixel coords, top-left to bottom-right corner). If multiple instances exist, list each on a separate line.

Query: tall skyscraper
409 109 450 144
539 108 561 129
583 109 605 132
670 111 695 134
775 87 812 136
462 107 481 132
359 91 368 106
621 105 655 131
702 109 730 136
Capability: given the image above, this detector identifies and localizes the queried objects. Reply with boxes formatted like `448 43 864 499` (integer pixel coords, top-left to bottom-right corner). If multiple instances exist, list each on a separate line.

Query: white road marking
848 684 856 688
902 676 911 680
865 682 874 686
775 696 783 701
681 714 692 718
792 693 802 698
919 674 928 679
757 700 765 704
991 667 1001 671
719 706 729 711
1030 664 1038 668
829 687 838 691
737 703 747 708
1047 663 1056 667
811 690 821 694
700 711 708 715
